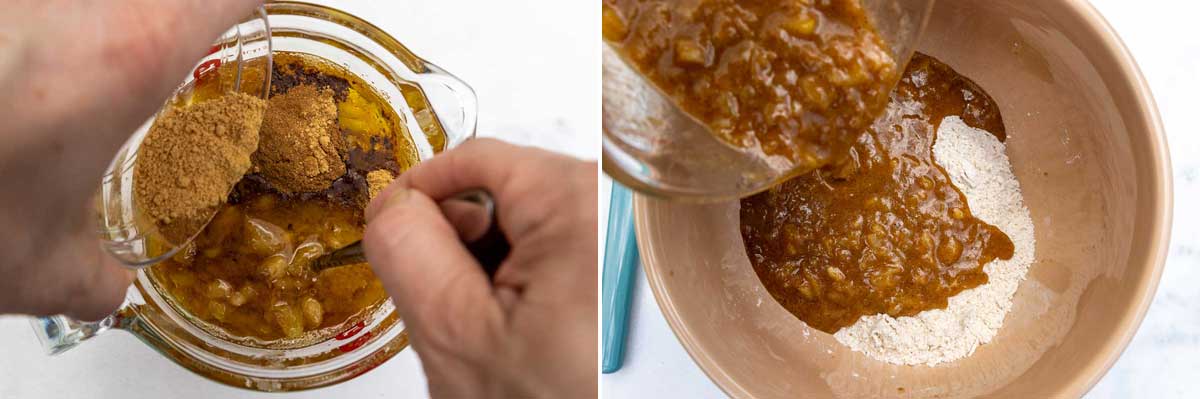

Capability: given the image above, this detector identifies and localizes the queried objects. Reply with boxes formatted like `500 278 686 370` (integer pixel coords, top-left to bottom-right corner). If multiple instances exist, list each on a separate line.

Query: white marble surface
601 0 1200 397
0 1 596 398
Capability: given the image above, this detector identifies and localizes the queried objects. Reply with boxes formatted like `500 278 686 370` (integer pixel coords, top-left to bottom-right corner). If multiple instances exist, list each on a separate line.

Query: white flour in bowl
833 116 1037 366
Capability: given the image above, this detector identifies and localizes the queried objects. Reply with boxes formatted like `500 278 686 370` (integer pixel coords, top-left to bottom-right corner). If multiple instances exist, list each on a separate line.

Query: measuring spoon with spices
97 7 272 268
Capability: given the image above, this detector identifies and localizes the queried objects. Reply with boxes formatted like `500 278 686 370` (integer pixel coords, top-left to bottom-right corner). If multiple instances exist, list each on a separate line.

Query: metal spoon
308 189 510 278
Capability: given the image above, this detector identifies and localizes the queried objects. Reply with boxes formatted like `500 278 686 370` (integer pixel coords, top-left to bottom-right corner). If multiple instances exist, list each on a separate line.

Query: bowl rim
632 0 1173 396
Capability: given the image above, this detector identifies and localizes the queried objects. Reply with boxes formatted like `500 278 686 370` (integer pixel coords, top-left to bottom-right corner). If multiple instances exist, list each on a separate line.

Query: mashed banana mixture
145 52 416 342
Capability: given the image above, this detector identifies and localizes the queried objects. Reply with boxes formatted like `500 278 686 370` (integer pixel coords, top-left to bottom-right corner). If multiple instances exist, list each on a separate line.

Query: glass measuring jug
602 0 935 201
33 2 478 391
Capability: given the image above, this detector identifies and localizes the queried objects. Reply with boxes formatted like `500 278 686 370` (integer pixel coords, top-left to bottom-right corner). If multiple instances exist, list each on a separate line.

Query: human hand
364 139 598 398
0 0 263 320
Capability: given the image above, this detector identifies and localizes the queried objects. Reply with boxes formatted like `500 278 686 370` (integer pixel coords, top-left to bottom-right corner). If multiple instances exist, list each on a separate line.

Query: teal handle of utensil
602 182 639 374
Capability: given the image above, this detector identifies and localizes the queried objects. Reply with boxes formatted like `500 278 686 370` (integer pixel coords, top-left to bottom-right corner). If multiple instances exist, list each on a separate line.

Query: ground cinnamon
253 84 347 193
134 93 266 244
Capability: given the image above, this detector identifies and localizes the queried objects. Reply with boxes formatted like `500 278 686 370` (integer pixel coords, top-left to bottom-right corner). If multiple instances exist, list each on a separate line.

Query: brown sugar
253 84 347 193
134 93 266 244
366 169 395 201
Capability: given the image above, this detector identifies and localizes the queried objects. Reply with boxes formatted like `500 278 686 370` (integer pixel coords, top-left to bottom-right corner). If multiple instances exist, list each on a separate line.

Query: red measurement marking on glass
192 59 221 81
335 321 367 341
191 44 224 80
338 331 373 353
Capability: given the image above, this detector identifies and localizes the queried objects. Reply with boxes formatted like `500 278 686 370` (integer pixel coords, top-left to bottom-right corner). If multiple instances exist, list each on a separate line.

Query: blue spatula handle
602 182 639 373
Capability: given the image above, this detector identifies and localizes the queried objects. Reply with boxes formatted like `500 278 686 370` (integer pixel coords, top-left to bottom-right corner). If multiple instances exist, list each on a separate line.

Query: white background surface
0 1 597 398
601 0 1200 397
4 0 1199 397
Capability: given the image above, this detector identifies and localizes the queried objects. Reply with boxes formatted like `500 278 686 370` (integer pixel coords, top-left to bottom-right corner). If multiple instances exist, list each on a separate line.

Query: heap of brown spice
134 93 266 243
253 84 347 193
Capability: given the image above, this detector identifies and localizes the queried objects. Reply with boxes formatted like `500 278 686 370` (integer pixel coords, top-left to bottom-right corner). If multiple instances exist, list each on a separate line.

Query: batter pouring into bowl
604 0 900 171
607 0 1036 367
742 54 1035 365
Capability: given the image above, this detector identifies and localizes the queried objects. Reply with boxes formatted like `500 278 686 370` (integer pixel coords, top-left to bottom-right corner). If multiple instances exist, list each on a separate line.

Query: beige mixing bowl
632 0 1171 397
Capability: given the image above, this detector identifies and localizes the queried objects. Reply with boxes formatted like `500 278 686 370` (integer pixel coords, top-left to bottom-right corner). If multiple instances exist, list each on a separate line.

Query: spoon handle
309 241 367 272
601 182 639 373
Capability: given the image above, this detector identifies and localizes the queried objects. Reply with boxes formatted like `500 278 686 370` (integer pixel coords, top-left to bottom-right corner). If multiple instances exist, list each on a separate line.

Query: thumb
362 186 502 337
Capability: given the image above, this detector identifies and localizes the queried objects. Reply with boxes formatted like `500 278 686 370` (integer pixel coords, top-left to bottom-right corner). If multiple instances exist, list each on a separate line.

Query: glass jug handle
30 295 132 355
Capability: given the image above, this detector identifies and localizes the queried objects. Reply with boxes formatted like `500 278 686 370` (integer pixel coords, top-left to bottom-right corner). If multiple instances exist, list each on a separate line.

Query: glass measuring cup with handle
96 6 272 268
29 2 482 391
602 0 935 201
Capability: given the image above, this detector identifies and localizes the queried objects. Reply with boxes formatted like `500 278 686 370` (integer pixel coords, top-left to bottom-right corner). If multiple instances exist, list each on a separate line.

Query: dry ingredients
253 84 347 193
835 116 1035 366
134 93 266 243
366 169 395 201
